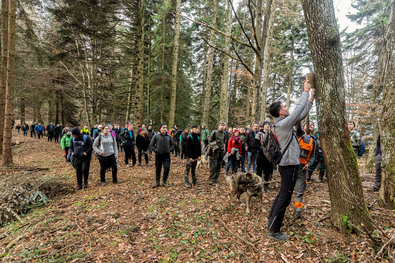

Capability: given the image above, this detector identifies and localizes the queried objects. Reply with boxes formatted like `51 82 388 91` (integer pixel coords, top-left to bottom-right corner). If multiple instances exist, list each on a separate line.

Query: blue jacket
35 125 44 132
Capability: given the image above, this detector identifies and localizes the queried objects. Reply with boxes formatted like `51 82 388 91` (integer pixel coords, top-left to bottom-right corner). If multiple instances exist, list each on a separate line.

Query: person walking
21 123 29 137
200 123 210 154
30 122 36 138
245 123 260 173
266 80 314 241
93 126 120 185
61 130 72 162
180 128 189 160
150 123 174 188
208 121 226 185
184 125 201 188
120 124 136 167
70 127 93 190
35 123 44 139
136 130 150 166
224 129 242 175
47 122 55 142
54 124 61 143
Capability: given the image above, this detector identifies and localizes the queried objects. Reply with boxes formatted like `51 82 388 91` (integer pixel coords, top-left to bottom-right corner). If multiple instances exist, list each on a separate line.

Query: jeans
247 151 258 173
23 130 28 136
225 155 238 174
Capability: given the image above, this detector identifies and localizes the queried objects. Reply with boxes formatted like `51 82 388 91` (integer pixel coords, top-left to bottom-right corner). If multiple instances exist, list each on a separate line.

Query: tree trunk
20 97 25 124
219 0 232 123
259 8 275 122
0 0 9 159
168 0 181 128
302 0 373 231
201 0 217 124
286 35 294 107
2 0 15 166
365 46 385 172
379 0 395 208
134 0 145 129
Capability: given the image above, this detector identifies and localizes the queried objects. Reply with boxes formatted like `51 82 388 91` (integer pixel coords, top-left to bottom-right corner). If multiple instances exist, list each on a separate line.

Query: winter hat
148 124 152 128
262 121 270 127
71 127 81 136
233 129 240 135
159 123 167 129
217 121 225 126
192 125 199 129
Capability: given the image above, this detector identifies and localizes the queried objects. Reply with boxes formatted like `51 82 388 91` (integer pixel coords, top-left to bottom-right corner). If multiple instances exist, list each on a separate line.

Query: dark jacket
30 124 35 131
136 134 150 151
173 129 182 142
147 128 155 141
181 133 189 147
120 130 135 146
186 133 201 159
150 132 174 155
376 134 381 156
54 126 61 136
114 128 122 141
47 124 55 134
22 124 29 131
70 135 93 160
245 131 260 152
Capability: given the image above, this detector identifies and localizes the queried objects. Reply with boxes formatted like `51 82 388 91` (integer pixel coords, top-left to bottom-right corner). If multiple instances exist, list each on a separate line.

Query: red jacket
227 136 242 155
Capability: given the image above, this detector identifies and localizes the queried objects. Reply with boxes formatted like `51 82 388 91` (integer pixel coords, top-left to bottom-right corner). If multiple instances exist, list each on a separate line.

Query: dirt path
0 132 393 262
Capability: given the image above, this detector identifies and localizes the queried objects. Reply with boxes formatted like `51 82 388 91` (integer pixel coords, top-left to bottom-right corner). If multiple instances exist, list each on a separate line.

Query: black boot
153 181 160 188
307 170 313 181
318 171 325 182
192 173 199 185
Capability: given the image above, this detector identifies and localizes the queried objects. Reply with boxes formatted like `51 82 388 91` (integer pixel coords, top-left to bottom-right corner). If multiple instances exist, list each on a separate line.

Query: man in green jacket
200 123 210 154
208 121 226 185
61 130 72 161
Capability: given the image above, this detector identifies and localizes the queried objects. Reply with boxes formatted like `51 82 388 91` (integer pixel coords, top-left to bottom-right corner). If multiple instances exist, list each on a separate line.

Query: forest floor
0 131 394 262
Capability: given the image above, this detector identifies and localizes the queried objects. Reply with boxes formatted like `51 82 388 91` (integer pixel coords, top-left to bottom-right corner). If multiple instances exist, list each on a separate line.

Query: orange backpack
299 135 313 165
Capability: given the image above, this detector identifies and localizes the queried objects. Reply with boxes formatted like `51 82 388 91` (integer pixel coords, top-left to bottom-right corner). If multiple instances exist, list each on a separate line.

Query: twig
7 208 23 223
376 233 395 259
218 218 256 248
317 215 331 223
360 223 379 244
74 218 88 236
5 235 24 250
231 42 254 75
368 199 377 209
200 37 241 63
280 253 290 263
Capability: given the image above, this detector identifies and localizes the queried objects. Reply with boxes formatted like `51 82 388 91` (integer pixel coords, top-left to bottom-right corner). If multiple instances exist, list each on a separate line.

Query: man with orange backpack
294 121 316 219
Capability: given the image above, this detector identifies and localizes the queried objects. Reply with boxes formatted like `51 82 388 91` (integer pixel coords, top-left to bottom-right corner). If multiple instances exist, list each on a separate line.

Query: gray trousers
294 164 307 208
374 154 382 191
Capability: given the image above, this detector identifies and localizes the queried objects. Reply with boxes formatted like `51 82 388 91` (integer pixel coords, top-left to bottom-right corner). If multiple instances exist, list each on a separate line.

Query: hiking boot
162 182 169 187
75 185 83 191
268 231 290 241
113 180 122 184
307 170 313 182
152 181 160 188
137 163 141 166
101 182 107 186
145 163 149 167
83 183 89 189
295 208 302 219
209 180 213 185
185 182 191 188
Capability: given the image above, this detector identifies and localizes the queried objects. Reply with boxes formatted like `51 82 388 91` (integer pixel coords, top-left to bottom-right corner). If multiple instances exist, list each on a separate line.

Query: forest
0 0 394 262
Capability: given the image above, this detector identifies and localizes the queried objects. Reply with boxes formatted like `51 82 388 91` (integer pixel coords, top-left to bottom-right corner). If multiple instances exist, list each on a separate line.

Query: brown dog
225 172 264 214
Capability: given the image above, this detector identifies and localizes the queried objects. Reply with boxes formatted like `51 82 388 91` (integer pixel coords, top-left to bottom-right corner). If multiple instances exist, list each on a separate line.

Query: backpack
261 127 293 165
358 140 365 156
68 135 88 167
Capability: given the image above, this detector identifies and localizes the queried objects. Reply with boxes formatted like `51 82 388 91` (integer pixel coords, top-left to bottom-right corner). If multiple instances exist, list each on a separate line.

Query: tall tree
2 0 16 166
302 0 373 231
0 0 9 160
168 0 181 128
219 0 232 123
201 0 217 124
379 0 395 208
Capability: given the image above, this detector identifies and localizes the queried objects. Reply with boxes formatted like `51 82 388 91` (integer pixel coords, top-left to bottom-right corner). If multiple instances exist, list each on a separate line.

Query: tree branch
248 0 260 51
231 42 254 75
174 11 252 49
228 0 259 55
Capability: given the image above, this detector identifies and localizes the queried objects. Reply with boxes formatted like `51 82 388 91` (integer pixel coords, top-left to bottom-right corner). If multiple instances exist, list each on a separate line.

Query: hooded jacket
200 123 210 142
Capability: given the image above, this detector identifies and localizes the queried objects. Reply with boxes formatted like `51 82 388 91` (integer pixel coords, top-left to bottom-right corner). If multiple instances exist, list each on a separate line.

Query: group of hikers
15 80 382 241
15 122 65 142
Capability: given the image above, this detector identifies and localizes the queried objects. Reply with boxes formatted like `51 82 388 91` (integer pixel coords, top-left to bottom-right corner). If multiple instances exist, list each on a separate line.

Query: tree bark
259 8 275 123
134 0 145 129
169 0 181 128
201 0 217 124
219 0 232 123
302 0 373 231
379 0 395 208
2 0 15 166
0 0 9 159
